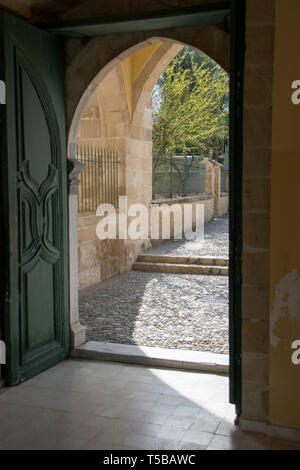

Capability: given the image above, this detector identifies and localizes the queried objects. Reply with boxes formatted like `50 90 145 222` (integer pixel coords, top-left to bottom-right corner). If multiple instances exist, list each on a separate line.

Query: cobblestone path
147 214 229 258
79 216 229 354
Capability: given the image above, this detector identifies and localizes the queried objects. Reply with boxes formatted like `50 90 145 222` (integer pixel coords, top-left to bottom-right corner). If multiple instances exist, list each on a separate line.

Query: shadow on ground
79 215 229 354
0 358 298 450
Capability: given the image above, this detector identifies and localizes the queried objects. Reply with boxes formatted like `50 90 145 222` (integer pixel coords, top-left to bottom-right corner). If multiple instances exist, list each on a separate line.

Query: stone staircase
132 254 229 276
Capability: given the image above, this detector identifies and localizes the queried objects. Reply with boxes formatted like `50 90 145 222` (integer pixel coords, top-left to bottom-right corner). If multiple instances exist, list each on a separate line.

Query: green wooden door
0 13 69 384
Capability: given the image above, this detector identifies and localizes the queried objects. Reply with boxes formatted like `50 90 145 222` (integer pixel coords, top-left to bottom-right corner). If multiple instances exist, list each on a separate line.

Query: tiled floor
0 358 299 450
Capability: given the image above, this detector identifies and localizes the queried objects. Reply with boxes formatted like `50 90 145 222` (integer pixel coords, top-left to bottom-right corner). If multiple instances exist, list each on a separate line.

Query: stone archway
67 30 230 348
66 26 229 143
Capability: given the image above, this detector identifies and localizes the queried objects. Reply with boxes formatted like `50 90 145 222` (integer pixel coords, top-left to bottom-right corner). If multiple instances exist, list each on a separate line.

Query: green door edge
0 12 70 385
0 14 8 384
229 0 245 416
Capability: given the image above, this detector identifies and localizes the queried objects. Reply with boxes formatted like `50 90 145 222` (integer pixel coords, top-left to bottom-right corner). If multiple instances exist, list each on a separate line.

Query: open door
0 12 69 384
229 0 245 417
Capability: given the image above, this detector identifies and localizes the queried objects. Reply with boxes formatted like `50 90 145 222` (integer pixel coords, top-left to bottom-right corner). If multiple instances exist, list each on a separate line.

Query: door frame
228 0 245 417
0 1 245 412
54 0 245 415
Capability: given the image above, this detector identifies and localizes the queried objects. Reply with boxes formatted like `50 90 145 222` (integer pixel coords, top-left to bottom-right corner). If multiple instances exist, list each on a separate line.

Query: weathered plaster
270 270 300 348
269 0 300 430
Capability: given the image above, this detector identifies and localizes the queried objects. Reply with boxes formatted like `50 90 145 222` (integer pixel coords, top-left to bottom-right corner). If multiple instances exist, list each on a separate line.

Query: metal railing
77 146 119 213
153 155 206 199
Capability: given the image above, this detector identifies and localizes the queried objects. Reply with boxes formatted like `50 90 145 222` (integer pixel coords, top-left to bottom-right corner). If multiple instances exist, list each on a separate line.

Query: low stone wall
150 194 214 239
218 193 229 217
77 214 150 290
77 194 214 290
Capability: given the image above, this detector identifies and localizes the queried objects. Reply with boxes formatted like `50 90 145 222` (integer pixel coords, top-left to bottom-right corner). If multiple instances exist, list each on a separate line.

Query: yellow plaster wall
270 0 300 429
120 43 161 121
120 57 133 121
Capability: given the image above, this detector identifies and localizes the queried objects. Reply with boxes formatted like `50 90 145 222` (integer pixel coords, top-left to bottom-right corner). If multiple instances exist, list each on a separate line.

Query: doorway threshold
71 341 229 374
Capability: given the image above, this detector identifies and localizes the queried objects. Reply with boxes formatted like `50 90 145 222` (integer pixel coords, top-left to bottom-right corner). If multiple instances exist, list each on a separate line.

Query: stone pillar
225 171 229 193
239 0 274 430
203 158 214 195
214 165 221 217
67 155 86 348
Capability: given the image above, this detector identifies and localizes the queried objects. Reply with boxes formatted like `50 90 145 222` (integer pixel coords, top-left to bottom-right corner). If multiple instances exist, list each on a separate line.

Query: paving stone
147 215 229 258
79 215 229 354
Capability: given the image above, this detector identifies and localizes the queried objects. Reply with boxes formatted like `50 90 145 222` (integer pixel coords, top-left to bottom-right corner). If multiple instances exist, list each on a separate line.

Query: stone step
71 341 229 375
132 261 228 276
138 254 229 266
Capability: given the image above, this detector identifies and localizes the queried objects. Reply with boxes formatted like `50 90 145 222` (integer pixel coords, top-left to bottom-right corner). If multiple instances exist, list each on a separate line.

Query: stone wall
219 194 229 218
77 213 150 290
151 195 215 239
77 193 217 290
240 0 274 427
77 190 227 291
203 159 229 218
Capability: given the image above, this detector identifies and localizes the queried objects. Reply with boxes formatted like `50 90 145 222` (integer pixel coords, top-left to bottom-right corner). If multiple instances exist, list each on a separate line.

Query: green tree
152 47 229 168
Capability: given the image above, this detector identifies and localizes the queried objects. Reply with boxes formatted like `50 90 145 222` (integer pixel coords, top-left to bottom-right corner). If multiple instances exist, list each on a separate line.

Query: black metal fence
153 155 206 199
77 146 119 213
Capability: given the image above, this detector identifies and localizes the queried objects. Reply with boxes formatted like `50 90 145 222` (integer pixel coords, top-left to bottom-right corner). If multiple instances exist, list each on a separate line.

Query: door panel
0 13 69 384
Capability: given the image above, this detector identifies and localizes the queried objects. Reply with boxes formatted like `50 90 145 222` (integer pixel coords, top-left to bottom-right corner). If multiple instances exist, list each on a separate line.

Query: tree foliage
152 47 229 166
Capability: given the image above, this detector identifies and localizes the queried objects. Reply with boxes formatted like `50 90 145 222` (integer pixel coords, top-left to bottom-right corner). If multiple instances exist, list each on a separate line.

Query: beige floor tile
189 414 221 433
140 410 171 425
0 359 299 451
130 421 161 437
122 433 180 450
215 419 248 438
157 425 186 441
182 429 214 446
164 415 194 430
207 433 272 450
32 435 88 450
172 405 201 419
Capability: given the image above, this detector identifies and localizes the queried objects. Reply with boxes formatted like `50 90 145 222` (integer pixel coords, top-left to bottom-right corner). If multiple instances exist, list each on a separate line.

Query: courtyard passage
147 215 229 258
80 272 228 354
79 216 229 355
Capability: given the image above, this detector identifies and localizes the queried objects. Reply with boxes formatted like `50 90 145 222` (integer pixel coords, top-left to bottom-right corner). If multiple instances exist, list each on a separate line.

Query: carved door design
0 13 69 384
